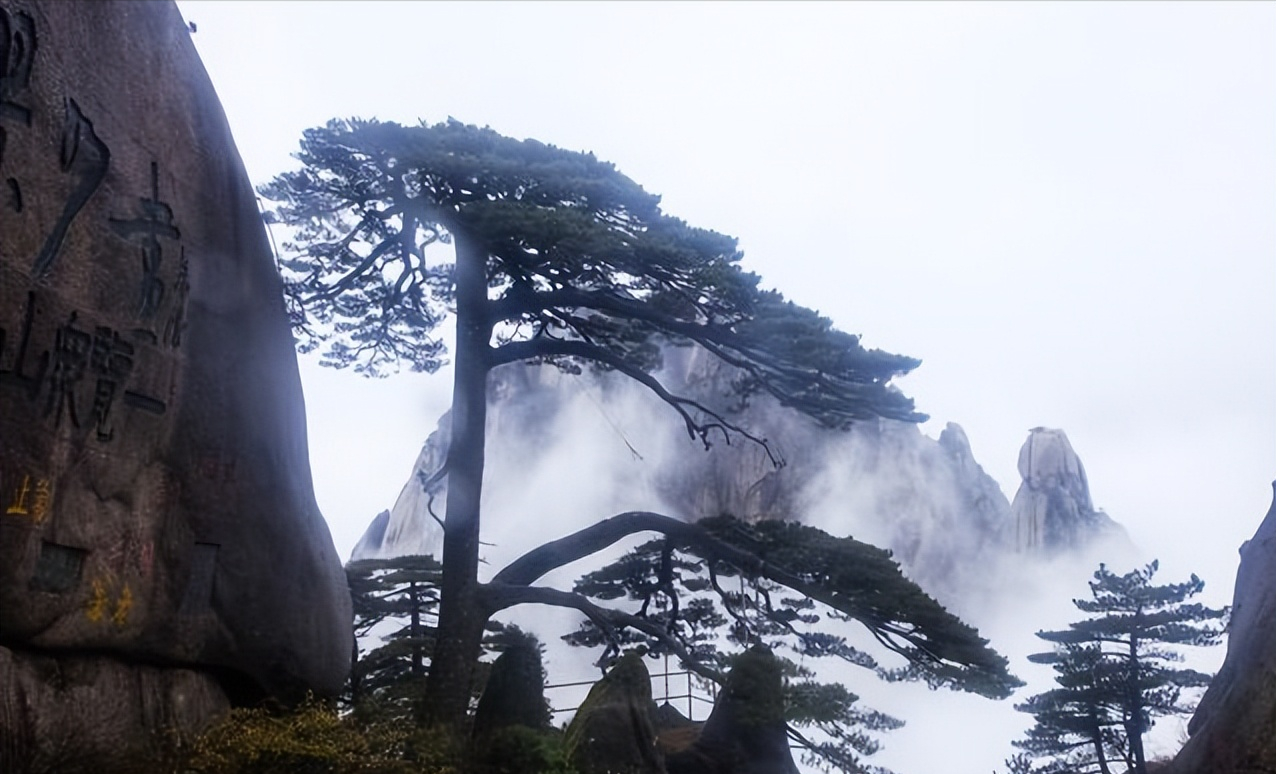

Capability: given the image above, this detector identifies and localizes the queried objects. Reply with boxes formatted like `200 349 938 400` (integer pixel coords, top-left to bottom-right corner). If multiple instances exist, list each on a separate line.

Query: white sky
180 1 1275 770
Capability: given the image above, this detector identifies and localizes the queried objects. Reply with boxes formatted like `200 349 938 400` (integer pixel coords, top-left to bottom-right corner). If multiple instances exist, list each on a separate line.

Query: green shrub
159 694 573 774
473 726 574 774
176 696 428 774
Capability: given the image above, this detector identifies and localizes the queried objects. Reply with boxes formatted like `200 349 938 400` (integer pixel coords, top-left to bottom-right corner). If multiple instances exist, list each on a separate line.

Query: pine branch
489 338 778 463
479 582 724 684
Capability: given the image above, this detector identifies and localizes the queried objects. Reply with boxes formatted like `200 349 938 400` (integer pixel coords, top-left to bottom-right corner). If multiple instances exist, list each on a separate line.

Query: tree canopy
262 117 924 437
1009 561 1227 774
345 556 442 717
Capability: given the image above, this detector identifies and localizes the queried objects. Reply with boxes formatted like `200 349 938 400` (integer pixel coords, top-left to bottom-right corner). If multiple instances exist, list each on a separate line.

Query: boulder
1009 428 1126 552
0 0 351 766
1165 482 1276 773
565 651 665 774
653 702 702 757
473 630 552 737
666 646 799 774
471 633 560 774
0 644 229 774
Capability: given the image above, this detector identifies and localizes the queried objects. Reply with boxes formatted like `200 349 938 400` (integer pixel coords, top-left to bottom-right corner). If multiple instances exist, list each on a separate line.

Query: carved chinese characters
0 5 351 769
0 8 189 619
0 6 35 124
31 98 109 278
5 472 50 522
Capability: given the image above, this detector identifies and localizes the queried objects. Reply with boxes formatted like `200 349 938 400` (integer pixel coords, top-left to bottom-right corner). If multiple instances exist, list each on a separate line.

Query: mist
175 2 1275 770
343 353 1209 773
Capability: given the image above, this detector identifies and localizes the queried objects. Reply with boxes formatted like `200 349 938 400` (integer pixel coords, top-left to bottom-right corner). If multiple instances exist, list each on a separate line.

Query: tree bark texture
424 233 493 725
1093 728 1113 774
1127 632 1147 774
410 582 423 677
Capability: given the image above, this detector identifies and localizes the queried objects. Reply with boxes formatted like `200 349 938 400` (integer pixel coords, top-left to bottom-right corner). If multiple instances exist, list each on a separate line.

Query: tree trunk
410 582 423 677
1128 632 1147 774
424 232 493 726
349 632 362 705
1093 723 1113 774
1128 712 1147 773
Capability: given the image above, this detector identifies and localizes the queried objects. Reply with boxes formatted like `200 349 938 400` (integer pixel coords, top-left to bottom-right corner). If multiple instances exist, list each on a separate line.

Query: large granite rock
666 646 799 774
0 0 351 765
0 644 229 774
1164 482 1276 773
565 651 665 774
1009 428 1126 552
473 631 552 737
353 352 1020 603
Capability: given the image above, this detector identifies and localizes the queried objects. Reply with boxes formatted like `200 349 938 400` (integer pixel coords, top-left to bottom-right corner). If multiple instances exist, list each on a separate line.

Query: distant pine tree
1010 561 1227 774
346 555 442 719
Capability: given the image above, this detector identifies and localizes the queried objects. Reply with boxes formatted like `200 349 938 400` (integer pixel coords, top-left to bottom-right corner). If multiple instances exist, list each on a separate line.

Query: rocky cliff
1010 427 1127 552
352 352 1125 602
1164 482 1276 773
0 2 351 769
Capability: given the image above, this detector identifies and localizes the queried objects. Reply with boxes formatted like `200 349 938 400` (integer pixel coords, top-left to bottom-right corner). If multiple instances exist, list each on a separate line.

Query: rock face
653 703 702 757
1165 482 1276 773
353 362 1129 606
562 647 801 774
1009 428 1126 552
565 651 665 774
473 633 552 737
666 646 800 774
0 644 229 773
351 364 559 561
0 0 351 767
353 354 1020 602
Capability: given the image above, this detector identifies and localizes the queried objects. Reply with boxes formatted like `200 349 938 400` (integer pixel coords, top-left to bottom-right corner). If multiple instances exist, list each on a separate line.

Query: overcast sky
180 1 1275 769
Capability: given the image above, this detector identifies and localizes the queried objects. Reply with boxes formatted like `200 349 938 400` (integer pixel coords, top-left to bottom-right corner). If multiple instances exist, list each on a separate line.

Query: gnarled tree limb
479 582 724 684
490 338 777 463
490 510 954 670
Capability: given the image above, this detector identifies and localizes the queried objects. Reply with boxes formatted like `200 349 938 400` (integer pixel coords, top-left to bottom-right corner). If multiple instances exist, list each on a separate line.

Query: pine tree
262 117 1015 729
1010 561 1227 774
345 555 442 718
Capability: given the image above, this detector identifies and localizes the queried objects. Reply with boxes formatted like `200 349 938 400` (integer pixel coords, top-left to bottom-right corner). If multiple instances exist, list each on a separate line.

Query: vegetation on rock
176 695 421 774
165 691 571 774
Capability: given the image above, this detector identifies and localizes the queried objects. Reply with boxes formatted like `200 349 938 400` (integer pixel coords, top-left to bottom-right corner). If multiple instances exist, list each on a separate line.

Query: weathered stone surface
473 632 552 737
1165 482 1276 774
353 423 447 560
352 508 394 559
351 364 559 561
653 702 702 757
0 0 350 734
354 354 1022 603
0 644 229 774
565 651 666 774
1010 428 1126 552
666 646 799 774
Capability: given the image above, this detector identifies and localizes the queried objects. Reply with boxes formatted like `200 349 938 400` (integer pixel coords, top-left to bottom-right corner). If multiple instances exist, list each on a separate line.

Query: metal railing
544 661 805 753
546 657 718 722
